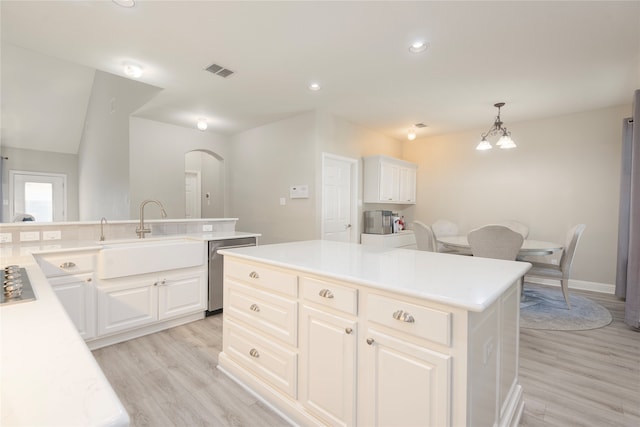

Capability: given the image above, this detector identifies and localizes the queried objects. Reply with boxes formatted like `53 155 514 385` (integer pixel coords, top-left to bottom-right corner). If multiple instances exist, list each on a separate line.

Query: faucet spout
100 217 108 241
136 199 167 239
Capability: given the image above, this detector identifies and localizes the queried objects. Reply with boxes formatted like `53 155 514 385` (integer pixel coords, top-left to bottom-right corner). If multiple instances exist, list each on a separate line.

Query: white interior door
10 170 66 222
322 154 357 242
185 170 201 218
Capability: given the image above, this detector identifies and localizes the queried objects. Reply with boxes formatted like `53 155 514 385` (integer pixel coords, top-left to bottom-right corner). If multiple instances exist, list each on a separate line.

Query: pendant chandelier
476 102 516 150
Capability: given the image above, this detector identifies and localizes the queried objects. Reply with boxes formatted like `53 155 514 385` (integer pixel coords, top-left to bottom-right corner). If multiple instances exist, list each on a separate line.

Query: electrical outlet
0 233 12 243
20 231 40 242
202 224 213 232
43 230 62 240
280 197 286 206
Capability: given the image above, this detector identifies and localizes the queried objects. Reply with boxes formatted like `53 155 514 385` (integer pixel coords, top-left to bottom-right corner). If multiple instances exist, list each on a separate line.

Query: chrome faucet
136 199 167 239
100 217 108 241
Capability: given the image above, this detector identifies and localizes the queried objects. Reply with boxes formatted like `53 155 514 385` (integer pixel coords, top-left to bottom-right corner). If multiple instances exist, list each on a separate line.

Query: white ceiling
1 1 639 154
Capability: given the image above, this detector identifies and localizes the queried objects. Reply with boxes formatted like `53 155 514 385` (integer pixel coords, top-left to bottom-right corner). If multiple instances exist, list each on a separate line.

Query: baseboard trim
525 278 615 295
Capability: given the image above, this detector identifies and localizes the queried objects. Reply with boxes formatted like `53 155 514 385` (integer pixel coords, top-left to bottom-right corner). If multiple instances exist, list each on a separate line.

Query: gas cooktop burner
1 265 36 306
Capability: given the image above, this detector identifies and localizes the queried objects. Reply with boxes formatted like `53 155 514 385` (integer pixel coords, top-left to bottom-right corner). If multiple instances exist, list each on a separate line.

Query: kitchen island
218 240 531 427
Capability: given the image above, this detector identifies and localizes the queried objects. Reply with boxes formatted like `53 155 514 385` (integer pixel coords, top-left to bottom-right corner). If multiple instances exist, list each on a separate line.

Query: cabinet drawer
300 277 357 315
226 279 297 346
225 259 297 297
367 294 451 347
36 252 96 277
224 319 297 398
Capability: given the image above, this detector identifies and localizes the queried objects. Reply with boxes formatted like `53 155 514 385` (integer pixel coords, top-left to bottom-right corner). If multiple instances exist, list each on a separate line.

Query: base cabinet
358 328 451 427
97 267 206 337
299 305 357 426
49 273 96 339
219 257 524 427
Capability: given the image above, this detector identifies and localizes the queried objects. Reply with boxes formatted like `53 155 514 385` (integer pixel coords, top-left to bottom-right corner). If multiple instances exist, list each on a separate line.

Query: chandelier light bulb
197 118 208 131
476 138 492 151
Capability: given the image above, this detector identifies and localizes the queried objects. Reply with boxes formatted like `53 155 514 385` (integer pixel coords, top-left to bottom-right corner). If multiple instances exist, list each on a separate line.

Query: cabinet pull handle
249 348 260 358
86 278 92 283
366 338 375 345
345 328 353 334
59 262 76 269
318 288 334 299
249 271 260 279
250 303 260 312
392 310 415 323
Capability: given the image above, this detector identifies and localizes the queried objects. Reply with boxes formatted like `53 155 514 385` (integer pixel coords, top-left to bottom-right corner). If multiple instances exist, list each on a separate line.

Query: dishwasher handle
216 243 256 251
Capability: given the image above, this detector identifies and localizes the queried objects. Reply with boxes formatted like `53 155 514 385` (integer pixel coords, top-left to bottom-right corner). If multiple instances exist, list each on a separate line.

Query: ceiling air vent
414 123 427 128
205 63 235 78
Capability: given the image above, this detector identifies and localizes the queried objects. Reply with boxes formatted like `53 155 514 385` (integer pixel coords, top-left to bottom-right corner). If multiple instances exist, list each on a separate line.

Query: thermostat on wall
290 185 309 199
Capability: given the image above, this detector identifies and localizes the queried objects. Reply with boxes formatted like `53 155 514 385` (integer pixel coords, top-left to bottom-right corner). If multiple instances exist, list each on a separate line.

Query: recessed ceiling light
197 118 208 131
112 0 135 8
309 82 321 91
123 63 143 78
409 41 429 54
407 129 417 141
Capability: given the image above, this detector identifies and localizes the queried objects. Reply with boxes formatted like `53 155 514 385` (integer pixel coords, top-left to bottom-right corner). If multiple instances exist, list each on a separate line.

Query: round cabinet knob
249 303 260 312
366 338 375 345
86 278 92 282
249 348 260 358
345 328 353 334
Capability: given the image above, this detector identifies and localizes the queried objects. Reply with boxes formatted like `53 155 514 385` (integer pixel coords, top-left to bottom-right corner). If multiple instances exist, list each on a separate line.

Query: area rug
520 285 612 331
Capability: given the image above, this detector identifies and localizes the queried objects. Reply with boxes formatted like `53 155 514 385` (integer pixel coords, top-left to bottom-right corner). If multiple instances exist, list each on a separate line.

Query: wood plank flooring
93 288 640 427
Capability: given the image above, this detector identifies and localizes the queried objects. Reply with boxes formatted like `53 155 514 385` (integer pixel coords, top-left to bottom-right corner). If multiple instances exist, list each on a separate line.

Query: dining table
437 236 563 256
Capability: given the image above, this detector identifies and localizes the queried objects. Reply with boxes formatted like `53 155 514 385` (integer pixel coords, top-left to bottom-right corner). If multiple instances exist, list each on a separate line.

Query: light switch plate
202 224 213 232
20 231 40 242
43 230 62 240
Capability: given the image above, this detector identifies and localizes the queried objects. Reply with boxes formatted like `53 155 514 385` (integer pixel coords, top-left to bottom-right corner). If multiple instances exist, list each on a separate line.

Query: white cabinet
35 250 98 340
299 277 358 426
48 273 96 339
361 230 416 249
97 267 206 337
364 155 417 204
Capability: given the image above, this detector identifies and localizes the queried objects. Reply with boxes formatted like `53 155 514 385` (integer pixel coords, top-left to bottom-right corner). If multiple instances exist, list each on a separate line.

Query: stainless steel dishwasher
206 237 257 315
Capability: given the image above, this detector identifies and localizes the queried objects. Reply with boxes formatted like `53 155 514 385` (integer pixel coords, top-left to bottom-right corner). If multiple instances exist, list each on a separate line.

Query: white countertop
1 261 129 427
0 231 259 426
220 240 531 312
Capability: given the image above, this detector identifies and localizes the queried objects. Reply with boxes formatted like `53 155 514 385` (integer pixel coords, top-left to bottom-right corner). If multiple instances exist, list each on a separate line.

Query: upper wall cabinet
364 155 417 204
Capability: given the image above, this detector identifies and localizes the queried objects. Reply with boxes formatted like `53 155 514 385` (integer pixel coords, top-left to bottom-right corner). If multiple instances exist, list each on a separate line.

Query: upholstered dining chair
467 225 524 261
413 221 438 252
497 220 529 239
431 219 461 253
524 224 586 309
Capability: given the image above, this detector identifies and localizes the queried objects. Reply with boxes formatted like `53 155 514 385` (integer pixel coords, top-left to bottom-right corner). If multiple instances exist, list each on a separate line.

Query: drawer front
225 259 297 297
300 276 357 315
367 294 452 347
36 252 96 277
224 319 297 398
226 280 297 346
395 232 416 248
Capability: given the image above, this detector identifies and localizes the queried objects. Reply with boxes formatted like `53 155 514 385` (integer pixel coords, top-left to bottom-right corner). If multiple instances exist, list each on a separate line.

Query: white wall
403 104 631 286
129 117 230 220
77 71 161 221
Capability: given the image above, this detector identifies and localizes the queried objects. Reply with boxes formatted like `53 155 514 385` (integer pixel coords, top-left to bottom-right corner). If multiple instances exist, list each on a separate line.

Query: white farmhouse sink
98 237 205 279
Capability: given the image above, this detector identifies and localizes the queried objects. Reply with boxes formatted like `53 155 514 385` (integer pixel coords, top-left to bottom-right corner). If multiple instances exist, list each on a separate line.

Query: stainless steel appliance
206 237 256 315
1 265 37 305
364 210 393 234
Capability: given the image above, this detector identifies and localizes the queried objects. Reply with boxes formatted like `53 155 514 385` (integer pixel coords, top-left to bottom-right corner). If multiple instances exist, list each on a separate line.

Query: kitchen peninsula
218 240 531 427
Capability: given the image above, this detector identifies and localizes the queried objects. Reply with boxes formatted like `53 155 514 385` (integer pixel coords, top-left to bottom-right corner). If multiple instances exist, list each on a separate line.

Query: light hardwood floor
93 288 640 427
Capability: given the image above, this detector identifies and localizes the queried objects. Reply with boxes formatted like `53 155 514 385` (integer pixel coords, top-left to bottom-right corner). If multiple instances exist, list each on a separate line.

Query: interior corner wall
129 117 230 220
228 112 317 244
403 104 631 285
77 71 161 221
314 111 404 237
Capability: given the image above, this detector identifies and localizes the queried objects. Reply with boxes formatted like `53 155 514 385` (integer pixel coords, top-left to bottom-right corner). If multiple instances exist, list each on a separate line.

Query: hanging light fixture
476 102 516 150
407 128 417 141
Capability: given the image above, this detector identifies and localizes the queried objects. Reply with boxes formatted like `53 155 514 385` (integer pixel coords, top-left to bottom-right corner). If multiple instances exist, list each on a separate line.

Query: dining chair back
431 219 463 253
497 220 529 239
413 221 437 252
467 225 524 261
525 224 586 309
